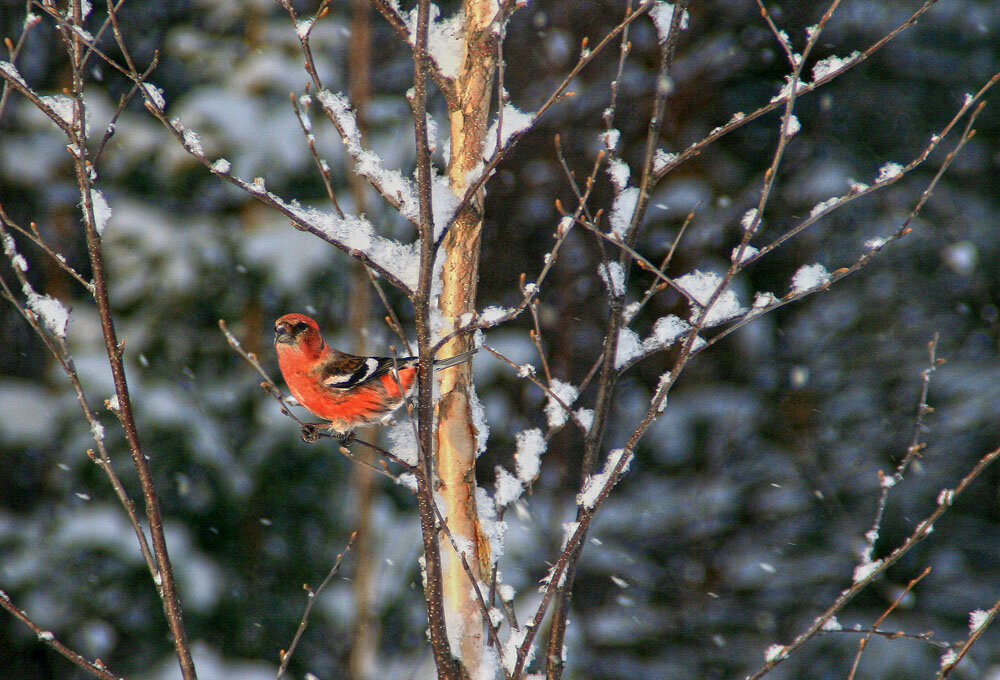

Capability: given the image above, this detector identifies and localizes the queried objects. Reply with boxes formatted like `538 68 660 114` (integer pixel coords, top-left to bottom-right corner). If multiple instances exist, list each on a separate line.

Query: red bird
274 313 475 434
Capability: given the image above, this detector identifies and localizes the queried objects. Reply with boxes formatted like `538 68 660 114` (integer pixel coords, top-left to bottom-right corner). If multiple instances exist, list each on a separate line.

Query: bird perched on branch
274 313 475 435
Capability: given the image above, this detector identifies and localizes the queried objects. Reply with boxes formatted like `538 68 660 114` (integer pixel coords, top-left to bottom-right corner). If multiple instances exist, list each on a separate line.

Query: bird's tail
433 348 478 370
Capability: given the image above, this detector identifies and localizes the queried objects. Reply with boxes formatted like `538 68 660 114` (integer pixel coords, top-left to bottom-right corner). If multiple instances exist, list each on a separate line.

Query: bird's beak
274 323 295 345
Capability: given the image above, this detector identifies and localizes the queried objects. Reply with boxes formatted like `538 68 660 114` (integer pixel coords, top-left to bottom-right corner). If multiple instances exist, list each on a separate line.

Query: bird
274 313 476 436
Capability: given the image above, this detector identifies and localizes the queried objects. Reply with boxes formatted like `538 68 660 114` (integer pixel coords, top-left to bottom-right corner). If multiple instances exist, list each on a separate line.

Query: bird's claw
299 423 353 445
300 423 322 443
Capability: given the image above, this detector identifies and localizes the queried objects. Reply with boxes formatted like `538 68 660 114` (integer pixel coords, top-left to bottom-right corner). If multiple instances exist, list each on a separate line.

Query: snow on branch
674 270 745 326
577 448 634 510
316 89 421 224
276 197 421 291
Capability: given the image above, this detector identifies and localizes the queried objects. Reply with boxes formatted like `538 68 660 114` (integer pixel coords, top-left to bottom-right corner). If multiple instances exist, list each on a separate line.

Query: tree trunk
435 0 497 675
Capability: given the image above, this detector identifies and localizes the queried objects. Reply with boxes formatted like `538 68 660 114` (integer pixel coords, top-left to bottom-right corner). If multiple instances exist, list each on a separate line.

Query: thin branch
0 589 122 680
66 3 197 675
847 567 931 680
651 0 945 183
276 532 358 679
936 594 1000 678
745 444 1000 680
861 334 940 565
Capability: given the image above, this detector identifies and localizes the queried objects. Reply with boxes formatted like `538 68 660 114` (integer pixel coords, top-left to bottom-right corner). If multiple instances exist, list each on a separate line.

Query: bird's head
274 313 322 352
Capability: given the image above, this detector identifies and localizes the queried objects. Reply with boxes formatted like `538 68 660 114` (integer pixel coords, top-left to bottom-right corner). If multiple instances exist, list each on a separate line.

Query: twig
936 594 1000 678
0 589 122 680
847 568 931 680
276 532 358 680
651 1 945 183
745 444 1000 680
862 334 941 565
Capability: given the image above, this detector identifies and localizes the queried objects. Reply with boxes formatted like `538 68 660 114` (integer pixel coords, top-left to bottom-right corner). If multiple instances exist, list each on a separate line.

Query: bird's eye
294 322 308 332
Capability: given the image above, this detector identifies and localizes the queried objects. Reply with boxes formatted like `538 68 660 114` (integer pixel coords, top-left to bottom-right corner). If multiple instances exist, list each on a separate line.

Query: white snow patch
650 2 689 43
764 644 787 662
784 114 801 137
0 60 29 88
615 327 644 369
643 315 689 353
404 5 465 79
852 559 882 584
753 292 777 309
809 196 840 218
498 584 515 603
502 627 535 674
142 83 166 109
609 187 640 239
770 75 807 103
475 485 507 566
396 472 418 492
387 422 419 466
295 18 314 38
89 189 112 235
494 466 523 507
479 305 513 325
24 288 70 339
277 197 421 291
545 379 579 428
653 149 678 173
876 162 904 183
607 158 630 191
969 609 991 633
599 261 625 297
469 382 490 455
811 52 861 81
790 263 831 294
675 270 745 326
486 104 534 151
317 90 420 224
180 124 204 156
601 128 620 151
211 158 231 174
731 244 758 264
40 95 75 126
741 208 759 231
577 448 633 509
514 428 547 484
822 617 843 632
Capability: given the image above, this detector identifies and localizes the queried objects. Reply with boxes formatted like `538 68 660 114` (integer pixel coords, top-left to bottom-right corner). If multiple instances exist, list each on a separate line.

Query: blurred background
1 0 999 678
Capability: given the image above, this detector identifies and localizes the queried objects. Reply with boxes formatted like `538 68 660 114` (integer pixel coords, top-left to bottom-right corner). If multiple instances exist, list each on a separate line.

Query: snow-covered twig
745 444 1000 680
651 0 944 182
935 595 1000 679
861 335 942 565
846 567 930 680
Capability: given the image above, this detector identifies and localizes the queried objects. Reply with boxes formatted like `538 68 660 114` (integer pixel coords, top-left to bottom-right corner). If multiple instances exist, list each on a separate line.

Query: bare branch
0 589 122 680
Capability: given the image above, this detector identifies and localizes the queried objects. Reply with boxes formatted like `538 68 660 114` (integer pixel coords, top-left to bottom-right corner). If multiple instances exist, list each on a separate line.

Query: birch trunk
435 0 497 675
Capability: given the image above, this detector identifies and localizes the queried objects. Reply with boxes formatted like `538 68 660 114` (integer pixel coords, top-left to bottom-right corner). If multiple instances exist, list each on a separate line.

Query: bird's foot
299 422 324 443
299 422 353 445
